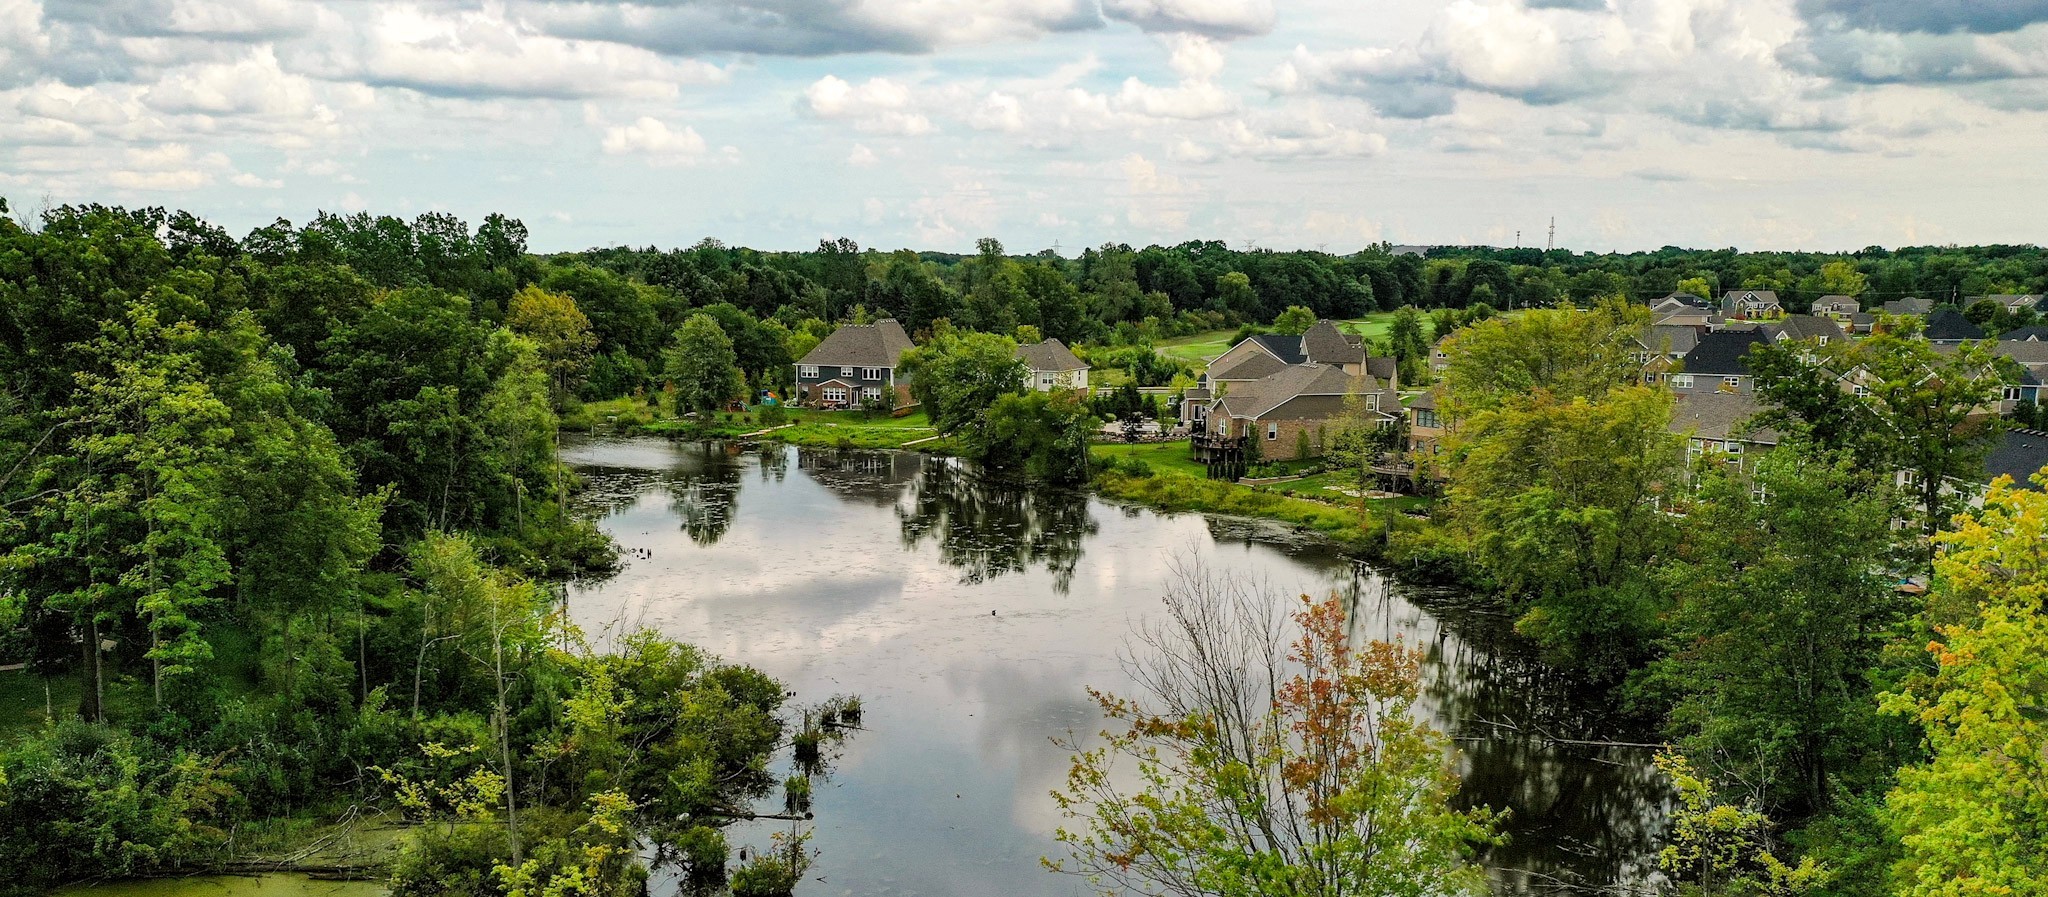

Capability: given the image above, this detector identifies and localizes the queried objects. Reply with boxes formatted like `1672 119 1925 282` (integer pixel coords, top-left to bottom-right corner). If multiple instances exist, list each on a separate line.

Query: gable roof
1679 329 1771 376
1363 356 1398 383
1721 289 1781 312
1970 294 2046 310
1248 333 1308 365
1813 294 1860 312
1994 340 2048 366
1882 296 1934 316
800 319 914 367
1672 392 1780 444
1766 315 1847 344
1660 291 1712 308
1301 320 1368 365
1214 363 1377 420
1015 338 1086 372
1210 352 1290 382
1983 428 2048 491
1638 324 1701 356
1923 308 1987 341
1999 325 2048 342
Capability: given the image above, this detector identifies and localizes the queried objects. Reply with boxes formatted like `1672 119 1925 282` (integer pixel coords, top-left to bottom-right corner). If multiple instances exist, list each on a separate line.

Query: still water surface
562 437 1669 896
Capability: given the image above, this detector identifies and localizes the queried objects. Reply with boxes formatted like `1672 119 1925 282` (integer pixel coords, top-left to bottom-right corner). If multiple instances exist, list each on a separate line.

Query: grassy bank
1091 469 1388 550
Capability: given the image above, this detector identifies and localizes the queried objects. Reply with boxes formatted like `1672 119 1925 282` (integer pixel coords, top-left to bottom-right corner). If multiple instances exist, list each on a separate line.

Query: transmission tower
1546 217 1556 252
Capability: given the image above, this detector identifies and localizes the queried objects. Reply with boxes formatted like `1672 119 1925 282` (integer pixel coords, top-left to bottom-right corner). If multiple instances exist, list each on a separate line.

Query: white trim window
2004 386 2025 401
1854 385 1870 397
822 387 847 404
1367 394 1380 411
862 367 883 381
1266 422 1279 441
1726 441 1743 457
799 365 819 379
1039 374 1056 387
1722 376 1743 391
1671 374 1693 389
862 387 882 402
841 366 856 377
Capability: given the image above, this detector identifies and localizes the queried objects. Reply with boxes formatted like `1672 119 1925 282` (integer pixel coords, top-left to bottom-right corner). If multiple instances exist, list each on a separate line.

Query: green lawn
1091 440 1208 478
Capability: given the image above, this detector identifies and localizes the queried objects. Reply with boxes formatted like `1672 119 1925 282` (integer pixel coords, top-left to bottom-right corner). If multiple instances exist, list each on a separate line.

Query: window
1854 385 1870 397
1817 336 1829 346
1217 419 1230 437
1671 374 1693 389
2005 387 2025 401
862 387 881 402
1726 441 1743 457
840 366 856 377
862 367 883 380
1039 374 1055 386
1722 376 1742 390
1367 393 1380 411
1266 422 1279 440
1416 409 1440 429
822 387 847 404
799 365 819 379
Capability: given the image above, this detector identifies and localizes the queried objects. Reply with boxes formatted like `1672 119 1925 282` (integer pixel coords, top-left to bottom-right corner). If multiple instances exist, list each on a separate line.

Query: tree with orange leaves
1047 564 1497 896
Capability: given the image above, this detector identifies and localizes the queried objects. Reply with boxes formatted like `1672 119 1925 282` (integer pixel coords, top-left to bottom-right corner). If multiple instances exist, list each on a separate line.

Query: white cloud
230 171 283 188
601 116 713 164
803 75 939 135
846 143 879 167
1101 0 1275 38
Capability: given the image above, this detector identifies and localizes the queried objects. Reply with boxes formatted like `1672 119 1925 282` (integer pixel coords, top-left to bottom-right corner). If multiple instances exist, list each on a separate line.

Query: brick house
794 318 915 409
1197 363 1398 462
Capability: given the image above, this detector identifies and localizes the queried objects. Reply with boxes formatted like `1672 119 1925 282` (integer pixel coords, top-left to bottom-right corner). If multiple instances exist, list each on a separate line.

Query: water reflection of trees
666 443 746 546
897 459 1097 593
794 447 923 507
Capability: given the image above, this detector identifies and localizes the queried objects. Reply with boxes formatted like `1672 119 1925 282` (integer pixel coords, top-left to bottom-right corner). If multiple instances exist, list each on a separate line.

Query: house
1882 296 1935 317
1994 340 2048 410
1652 294 1716 328
1763 314 1846 347
1635 324 1701 384
1982 428 2048 493
1671 391 1780 472
1190 320 1400 428
1720 289 1783 320
1198 363 1398 462
1406 390 1444 458
1671 330 1771 395
1812 295 1861 319
1015 339 1088 392
1923 308 1987 344
794 318 915 409
1845 313 1878 335
1999 325 2048 342
1968 294 2046 314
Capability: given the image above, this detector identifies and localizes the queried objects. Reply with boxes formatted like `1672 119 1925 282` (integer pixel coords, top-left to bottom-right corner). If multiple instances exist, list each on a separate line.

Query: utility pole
1546 217 1556 253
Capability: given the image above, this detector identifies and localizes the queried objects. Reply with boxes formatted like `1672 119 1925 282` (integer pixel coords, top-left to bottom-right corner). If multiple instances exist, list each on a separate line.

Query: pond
561 437 1672 897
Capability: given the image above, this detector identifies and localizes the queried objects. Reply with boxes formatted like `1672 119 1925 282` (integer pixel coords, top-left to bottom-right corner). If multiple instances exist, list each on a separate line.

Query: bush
1106 456 1155 479
388 824 512 897
758 403 789 427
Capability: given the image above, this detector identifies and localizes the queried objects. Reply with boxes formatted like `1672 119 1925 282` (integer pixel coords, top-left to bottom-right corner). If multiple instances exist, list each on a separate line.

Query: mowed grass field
1155 312 1438 369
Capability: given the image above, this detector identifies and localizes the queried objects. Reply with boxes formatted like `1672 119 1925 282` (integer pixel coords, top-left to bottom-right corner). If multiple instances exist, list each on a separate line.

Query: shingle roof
1406 390 1437 410
1721 290 1780 313
1248 334 1307 365
2000 326 2048 342
1658 292 1713 310
1672 392 1780 444
1766 315 1846 343
1983 428 2048 490
800 319 914 367
1814 295 1860 313
1882 296 1934 316
1994 341 2048 365
1679 329 1771 376
1210 352 1290 382
1215 363 1379 419
1015 338 1087 372
1970 294 2046 310
1301 320 1367 365
1639 324 1701 356
1364 357 1398 383
1924 308 1987 341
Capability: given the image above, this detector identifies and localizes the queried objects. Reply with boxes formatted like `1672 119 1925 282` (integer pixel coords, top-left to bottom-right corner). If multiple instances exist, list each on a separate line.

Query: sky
2 0 2046 254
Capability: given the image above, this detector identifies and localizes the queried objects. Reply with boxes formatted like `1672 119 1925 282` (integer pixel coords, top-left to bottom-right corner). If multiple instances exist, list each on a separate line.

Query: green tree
1216 271 1259 322
506 285 596 399
1880 472 2048 897
1388 305 1431 383
1050 573 1496 895
899 331 1025 436
1652 445 1910 816
662 314 743 414
1818 260 1868 297
1271 304 1316 335
1438 300 1649 420
980 391 1096 484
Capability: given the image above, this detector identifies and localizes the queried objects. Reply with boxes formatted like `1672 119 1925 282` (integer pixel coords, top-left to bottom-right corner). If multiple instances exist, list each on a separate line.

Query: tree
1271 304 1316 335
899 331 1025 436
1049 566 1496 896
1656 752 1833 897
505 285 596 399
1437 300 1649 420
1387 306 1431 383
1217 271 1259 322
1817 260 1868 297
1325 378 1400 517
980 391 1096 483
1652 445 1910 816
1881 471 2048 897
662 314 742 414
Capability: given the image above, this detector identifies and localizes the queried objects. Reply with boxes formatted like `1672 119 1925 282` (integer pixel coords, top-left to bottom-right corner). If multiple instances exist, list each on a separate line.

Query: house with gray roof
1720 289 1783 320
1635 324 1701 385
1923 308 1987 344
1671 392 1780 472
1015 339 1088 392
1968 294 2046 314
1999 325 2048 342
1192 320 1401 430
795 318 916 409
1671 330 1771 396
1982 428 2048 493
1812 295 1861 319
1198 363 1398 461
1882 296 1935 317
1764 314 1846 347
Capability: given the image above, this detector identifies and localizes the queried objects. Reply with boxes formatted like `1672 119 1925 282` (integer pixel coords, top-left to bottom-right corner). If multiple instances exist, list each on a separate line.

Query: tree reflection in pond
897 457 1097 593
665 442 745 546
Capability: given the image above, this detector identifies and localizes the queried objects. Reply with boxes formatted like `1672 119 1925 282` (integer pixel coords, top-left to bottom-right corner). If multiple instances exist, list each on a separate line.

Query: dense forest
2 198 2046 897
